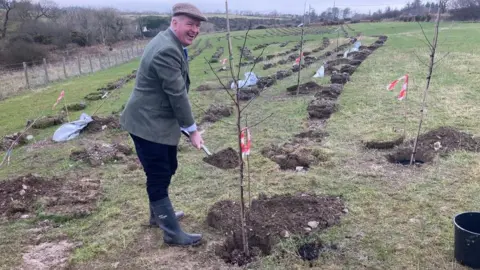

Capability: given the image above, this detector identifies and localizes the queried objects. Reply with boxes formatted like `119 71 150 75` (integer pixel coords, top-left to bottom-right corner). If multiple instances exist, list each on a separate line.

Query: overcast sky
52 0 409 15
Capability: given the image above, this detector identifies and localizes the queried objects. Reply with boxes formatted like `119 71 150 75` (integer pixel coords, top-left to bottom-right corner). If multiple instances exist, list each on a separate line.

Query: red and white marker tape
240 127 251 158
387 74 408 100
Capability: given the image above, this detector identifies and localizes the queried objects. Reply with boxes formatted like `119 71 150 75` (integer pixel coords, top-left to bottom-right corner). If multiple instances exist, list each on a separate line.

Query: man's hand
189 130 204 150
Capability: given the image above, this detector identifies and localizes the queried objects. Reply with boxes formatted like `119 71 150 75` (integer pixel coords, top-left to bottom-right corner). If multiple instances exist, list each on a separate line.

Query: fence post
77 57 82 74
99 56 104 70
121 50 125 62
107 53 111 67
115 53 119 65
23 62 30 89
43 58 49 84
62 57 67 78
88 56 93 73
131 46 135 58
126 49 131 60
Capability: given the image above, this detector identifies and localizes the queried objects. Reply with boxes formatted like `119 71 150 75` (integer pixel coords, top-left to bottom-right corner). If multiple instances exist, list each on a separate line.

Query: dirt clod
203 147 239 169
195 84 211 91
256 76 275 89
313 84 343 99
201 104 233 123
208 193 345 265
276 69 292 80
330 73 350 84
387 127 480 165
0 173 101 220
294 130 328 142
340 64 357 75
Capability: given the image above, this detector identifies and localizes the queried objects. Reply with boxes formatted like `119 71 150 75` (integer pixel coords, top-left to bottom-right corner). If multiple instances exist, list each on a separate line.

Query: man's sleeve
151 47 196 130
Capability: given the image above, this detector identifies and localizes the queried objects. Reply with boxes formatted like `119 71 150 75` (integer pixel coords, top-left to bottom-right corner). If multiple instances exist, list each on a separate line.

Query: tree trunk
1 8 12 39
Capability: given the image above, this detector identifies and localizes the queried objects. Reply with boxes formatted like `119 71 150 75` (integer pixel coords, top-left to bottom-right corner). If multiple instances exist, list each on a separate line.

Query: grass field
1 21 479 270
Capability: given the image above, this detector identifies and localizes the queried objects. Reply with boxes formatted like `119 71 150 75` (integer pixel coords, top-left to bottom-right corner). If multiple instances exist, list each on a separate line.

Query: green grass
1 22 479 270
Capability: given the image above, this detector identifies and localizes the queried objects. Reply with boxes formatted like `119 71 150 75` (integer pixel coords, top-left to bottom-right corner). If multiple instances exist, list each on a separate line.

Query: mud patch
286 81 321 95
386 127 480 165
83 115 120 134
0 173 101 220
208 193 345 266
201 104 233 123
70 142 133 167
330 73 350 84
203 147 239 169
364 136 405 149
21 240 79 270
261 143 330 170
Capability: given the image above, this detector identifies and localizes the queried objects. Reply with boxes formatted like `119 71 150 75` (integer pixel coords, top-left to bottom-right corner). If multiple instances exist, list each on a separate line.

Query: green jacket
120 28 195 146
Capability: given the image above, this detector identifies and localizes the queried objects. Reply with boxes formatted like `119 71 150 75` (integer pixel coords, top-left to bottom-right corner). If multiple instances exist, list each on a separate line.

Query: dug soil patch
31 115 66 129
0 132 29 151
207 193 345 266
203 147 239 169
261 142 330 170
286 81 321 95
201 104 233 123
20 240 79 270
70 142 133 167
237 88 260 101
387 126 480 165
0 173 101 220
83 115 120 134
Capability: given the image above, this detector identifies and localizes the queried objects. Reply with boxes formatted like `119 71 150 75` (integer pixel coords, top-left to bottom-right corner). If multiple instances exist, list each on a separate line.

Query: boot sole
163 240 203 247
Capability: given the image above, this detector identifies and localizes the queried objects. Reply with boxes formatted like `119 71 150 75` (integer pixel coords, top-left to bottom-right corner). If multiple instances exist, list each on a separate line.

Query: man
119 3 207 247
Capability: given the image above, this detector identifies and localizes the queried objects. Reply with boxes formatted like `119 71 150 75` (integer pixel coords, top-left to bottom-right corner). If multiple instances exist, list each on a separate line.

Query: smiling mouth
187 33 196 39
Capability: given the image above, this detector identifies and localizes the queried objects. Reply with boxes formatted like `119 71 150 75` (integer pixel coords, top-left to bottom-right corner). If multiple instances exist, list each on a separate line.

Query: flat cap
172 3 207 22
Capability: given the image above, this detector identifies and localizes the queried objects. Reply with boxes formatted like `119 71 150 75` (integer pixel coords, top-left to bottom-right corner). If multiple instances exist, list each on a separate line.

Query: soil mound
203 147 239 169
207 193 345 266
237 88 260 101
313 84 343 100
83 116 120 133
364 136 405 149
0 173 101 220
387 127 480 165
261 143 330 170
31 115 65 129
294 130 328 142
70 142 133 167
202 104 233 123
307 99 338 119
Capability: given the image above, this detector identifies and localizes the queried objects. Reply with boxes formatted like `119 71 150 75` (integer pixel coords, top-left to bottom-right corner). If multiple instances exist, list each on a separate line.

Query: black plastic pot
454 212 480 269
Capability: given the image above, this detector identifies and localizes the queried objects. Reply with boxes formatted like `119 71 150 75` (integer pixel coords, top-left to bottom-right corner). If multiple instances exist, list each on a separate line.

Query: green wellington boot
149 204 184 226
150 197 202 246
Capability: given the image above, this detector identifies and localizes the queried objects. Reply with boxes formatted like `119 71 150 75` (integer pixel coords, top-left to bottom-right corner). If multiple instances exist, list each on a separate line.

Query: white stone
308 221 319 229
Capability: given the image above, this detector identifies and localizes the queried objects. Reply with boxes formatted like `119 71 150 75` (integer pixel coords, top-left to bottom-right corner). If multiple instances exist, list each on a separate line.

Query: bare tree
410 5 445 165
0 0 16 39
343 7 351 19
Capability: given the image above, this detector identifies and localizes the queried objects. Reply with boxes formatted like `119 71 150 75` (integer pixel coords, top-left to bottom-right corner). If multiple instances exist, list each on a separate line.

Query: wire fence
0 41 148 100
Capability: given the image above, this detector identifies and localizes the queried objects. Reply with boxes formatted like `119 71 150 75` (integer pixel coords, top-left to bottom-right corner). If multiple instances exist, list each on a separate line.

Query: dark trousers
130 134 178 202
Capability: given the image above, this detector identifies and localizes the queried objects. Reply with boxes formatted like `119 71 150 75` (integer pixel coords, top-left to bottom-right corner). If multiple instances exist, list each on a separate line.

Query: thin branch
248 113 274 129
417 21 434 51
413 51 430 68
204 56 238 106
433 52 451 66
236 25 251 83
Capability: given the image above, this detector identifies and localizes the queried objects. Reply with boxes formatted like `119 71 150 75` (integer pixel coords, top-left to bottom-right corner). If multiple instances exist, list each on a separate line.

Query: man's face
172 15 201 46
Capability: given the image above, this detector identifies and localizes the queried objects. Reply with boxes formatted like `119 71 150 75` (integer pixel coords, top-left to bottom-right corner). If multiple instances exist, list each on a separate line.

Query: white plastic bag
52 113 93 142
231 72 258 89
313 65 325 78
